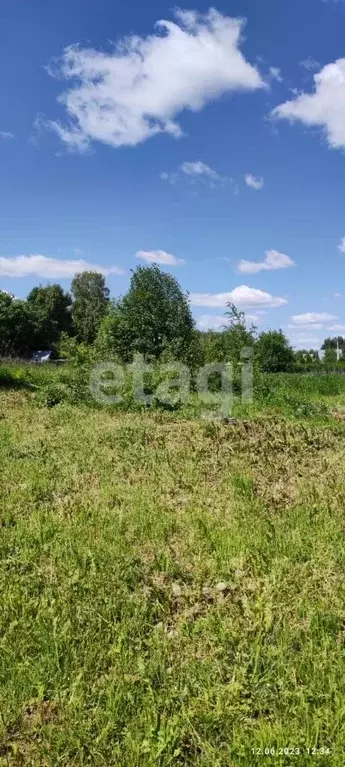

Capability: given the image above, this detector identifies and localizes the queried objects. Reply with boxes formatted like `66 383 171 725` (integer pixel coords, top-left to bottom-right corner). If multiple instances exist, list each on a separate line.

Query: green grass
1 370 345 764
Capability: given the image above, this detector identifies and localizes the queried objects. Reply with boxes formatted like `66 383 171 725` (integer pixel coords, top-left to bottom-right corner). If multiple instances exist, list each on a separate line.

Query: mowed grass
1 389 345 764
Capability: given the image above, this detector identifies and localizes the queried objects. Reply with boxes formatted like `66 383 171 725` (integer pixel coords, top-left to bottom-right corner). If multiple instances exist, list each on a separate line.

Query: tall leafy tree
323 346 337 369
223 303 257 364
256 330 294 372
0 291 33 356
194 307 256 366
27 284 72 350
71 272 110 344
322 336 345 358
98 265 194 361
196 329 228 364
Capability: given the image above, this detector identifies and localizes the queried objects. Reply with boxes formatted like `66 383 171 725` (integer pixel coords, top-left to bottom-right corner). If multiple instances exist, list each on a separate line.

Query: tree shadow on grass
0 370 33 391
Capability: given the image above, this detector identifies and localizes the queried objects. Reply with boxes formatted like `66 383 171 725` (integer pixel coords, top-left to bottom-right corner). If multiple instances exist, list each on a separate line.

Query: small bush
36 382 70 408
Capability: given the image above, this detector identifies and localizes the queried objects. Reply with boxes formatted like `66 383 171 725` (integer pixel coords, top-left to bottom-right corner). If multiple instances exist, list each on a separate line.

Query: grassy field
1 367 345 764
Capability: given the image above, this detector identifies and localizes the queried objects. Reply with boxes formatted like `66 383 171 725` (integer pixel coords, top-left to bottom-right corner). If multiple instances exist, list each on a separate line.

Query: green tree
97 265 194 361
27 284 72 350
256 329 294 373
94 299 119 359
71 272 110 344
322 336 345 358
223 303 256 364
323 346 337 370
294 349 320 371
197 307 256 366
0 291 33 356
197 329 228 364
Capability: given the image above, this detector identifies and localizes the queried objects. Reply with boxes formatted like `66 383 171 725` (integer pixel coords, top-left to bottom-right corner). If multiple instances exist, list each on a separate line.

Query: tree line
0 271 109 356
0 265 343 372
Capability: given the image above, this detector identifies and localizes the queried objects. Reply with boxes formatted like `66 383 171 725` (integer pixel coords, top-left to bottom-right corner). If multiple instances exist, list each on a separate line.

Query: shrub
36 382 70 408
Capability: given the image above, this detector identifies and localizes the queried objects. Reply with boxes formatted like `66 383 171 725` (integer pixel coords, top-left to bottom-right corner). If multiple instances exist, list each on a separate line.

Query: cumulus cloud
238 249 294 274
272 59 345 149
0 255 124 278
328 324 345 332
338 237 345 253
136 250 184 266
0 131 15 140
291 312 338 325
190 285 287 309
245 173 264 190
45 9 265 151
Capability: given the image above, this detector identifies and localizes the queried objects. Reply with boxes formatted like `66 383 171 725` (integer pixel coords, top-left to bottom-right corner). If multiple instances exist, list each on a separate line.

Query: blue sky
1 0 345 348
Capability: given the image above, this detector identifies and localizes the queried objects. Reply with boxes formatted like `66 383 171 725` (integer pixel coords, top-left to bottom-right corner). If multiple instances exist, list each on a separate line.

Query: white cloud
180 161 215 178
161 159 232 188
0 255 124 278
245 173 264 190
269 66 283 82
328 324 345 332
160 171 178 185
190 285 287 309
0 131 15 140
245 312 264 324
238 249 294 274
181 160 223 182
291 312 338 325
289 333 322 349
197 314 225 330
197 310 263 330
338 236 345 253
45 9 265 151
287 323 324 330
136 250 184 266
300 57 320 72
272 59 345 150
